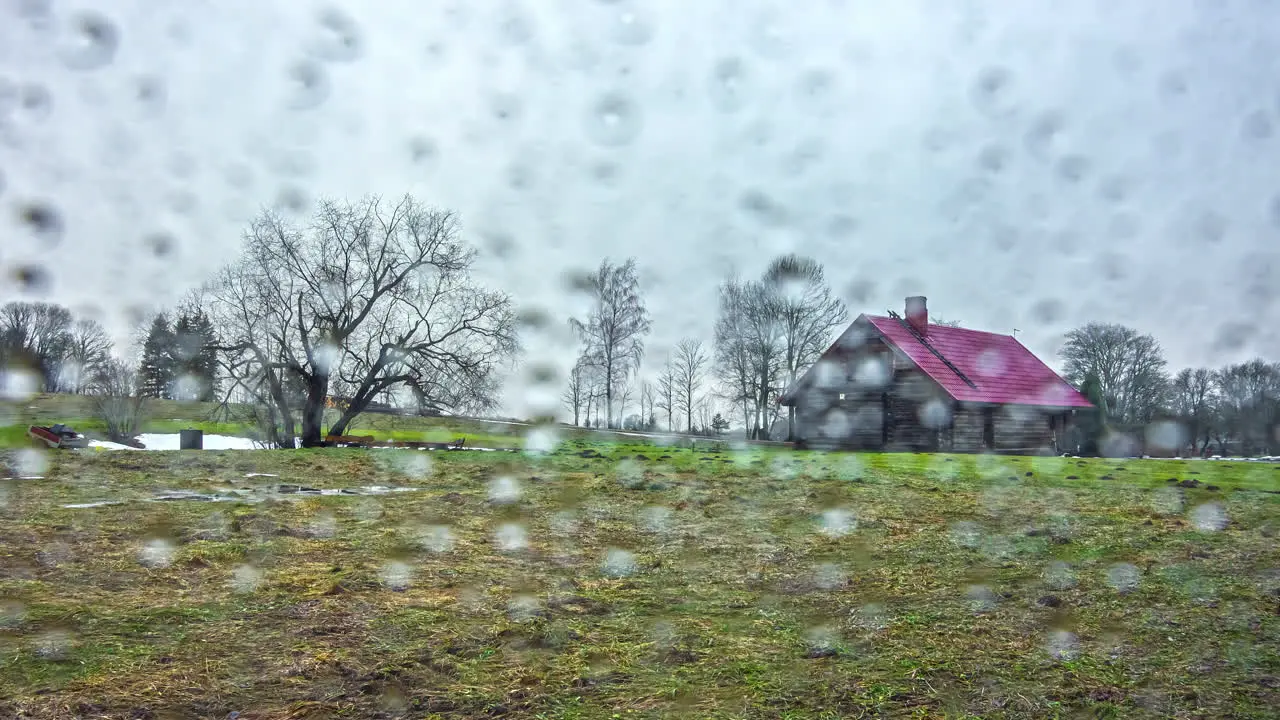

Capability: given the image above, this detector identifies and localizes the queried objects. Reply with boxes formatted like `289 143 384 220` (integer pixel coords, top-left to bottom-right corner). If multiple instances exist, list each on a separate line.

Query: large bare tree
57 319 113 393
570 258 651 428
712 274 786 439
672 338 708 433
205 194 518 447
1170 367 1217 455
762 254 847 440
1060 323 1169 426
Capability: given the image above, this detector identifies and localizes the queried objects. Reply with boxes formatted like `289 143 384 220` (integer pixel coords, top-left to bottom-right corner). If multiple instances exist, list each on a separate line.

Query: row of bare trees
0 301 117 395
1060 323 1280 456
562 254 847 440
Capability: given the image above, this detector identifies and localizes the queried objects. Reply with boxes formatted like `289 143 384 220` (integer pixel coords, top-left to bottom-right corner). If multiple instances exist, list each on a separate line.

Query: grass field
1 441 1279 718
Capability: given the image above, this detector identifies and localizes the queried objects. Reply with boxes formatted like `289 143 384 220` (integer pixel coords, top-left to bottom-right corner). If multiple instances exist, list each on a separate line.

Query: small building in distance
780 296 1093 454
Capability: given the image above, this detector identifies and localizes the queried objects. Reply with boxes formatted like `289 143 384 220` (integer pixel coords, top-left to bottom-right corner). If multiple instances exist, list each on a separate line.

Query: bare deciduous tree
91 359 147 443
205 194 518 447
712 274 786 439
656 360 677 432
0 301 73 389
562 357 590 426
672 339 707 433
763 254 847 440
1214 359 1280 456
1060 323 1168 426
58 319 113 393
639 380 655 429
1171 368 1217 455
570 258 651 428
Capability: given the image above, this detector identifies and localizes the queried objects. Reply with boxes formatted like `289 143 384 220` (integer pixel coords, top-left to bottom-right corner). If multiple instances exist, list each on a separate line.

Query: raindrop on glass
495 523 527 551
419 525 453 553
602 548 637 577
488 475 521 504
285 61 330 110
231 564 262 593
16 201 63 245
818 508 855 537
586 92 642 147
1190 503 1227 532
1106 563 1141 593
1046 629 1079 661
138 538 175 569
381 560 413 591
58 12 118 71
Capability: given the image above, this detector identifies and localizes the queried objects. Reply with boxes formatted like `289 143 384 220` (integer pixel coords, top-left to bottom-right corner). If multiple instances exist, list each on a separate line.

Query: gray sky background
3 0 1279 418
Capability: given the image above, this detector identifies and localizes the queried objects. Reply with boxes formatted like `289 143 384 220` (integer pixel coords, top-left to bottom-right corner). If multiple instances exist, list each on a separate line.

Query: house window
838 393 846 400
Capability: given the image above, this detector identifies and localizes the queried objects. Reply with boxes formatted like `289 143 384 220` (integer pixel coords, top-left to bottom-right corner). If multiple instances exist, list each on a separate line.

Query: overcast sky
2 0 1279 416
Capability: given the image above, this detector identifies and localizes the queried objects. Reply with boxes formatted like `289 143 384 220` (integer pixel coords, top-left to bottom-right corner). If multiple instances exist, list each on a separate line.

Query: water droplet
231 564 262 593
602 548 637 577
611 8 652 45
1106 563 1141 593
507 595 543 622
1149 486 1184 516
1194 210 1227 244
851 603 888 631
818 508 855 537
586 92 642 146
950 521 981 548
1046 629 1079 661
381 560 413 591
1055 154 1089 184
811 562 844 590
640 505 670 533
1044 561 1076 590
12 447 47 477
285 61 330 110
524 426 559 454
966 584 998 613
58 12 118 71
138 538 175 569
1190 503 1227 532
16 201 63 245
971 67 1014 115
34 629 71 660
310 8 362 62
419 525 453 552
1242 110 1273 141
709 58 749 112
488 476 522 504
495 523 527 551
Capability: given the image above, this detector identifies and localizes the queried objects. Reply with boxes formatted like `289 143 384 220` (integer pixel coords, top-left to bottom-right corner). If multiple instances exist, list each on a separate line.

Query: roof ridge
886 310 979 389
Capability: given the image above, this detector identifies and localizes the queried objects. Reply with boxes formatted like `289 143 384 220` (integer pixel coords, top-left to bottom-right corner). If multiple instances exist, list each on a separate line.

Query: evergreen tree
139 314 176 398
173 310 219 401
1077 371 1107 456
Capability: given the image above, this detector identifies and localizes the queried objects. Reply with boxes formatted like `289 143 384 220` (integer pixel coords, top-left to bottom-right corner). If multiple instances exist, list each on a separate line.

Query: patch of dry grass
0 445 1277 718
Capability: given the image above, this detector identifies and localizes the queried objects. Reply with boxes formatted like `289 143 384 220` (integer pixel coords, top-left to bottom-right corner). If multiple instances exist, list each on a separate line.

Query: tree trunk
300 375 330 447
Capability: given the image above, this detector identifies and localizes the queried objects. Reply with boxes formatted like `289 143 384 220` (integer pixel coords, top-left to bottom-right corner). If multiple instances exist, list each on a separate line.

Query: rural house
780 297 1093 454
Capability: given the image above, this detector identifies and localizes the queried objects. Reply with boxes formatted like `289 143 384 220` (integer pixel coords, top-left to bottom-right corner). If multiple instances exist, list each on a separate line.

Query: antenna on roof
1012 328 1020 337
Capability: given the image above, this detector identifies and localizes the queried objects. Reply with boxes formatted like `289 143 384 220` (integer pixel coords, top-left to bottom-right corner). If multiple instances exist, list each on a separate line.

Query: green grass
1 443 1278 718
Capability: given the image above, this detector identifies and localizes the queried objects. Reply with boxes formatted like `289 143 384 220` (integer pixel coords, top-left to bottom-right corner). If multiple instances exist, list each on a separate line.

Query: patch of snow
63 501 124 508
245 473 278 478
3 476 45 480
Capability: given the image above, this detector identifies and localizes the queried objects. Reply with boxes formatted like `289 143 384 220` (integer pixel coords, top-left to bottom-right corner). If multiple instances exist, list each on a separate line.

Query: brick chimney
905 296 928 335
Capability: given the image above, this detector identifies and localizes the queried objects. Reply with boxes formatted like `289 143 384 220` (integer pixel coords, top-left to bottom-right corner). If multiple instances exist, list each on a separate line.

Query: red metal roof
861 315 1092 408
